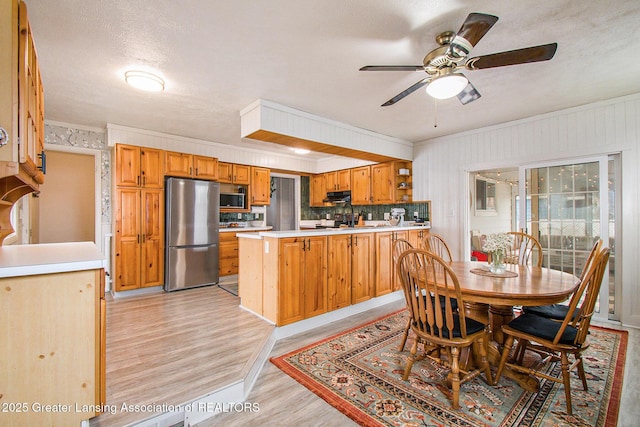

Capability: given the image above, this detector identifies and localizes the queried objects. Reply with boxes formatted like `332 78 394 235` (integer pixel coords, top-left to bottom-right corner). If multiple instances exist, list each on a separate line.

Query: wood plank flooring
90 285 274 427
89 282 639 427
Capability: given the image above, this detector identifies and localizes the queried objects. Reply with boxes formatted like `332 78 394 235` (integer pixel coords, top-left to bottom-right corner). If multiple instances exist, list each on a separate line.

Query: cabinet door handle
348 235 352 248
195 168 199 176
137 175 141 186
137 234 140 244
306 239 311 251
301 239 306 251
354 235 358 246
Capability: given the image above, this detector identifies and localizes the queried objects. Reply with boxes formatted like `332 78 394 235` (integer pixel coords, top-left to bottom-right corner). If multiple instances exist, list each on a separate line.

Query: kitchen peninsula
237 225 430 326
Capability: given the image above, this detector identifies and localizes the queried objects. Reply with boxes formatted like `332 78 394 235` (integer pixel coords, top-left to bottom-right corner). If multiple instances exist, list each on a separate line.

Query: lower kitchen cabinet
219 229 263 276
375 230 409 295
326 233 375 309
0 244 106 426
263 236 327 326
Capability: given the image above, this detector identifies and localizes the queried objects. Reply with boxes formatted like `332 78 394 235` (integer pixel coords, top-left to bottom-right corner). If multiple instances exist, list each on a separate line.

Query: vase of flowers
483 233 512 274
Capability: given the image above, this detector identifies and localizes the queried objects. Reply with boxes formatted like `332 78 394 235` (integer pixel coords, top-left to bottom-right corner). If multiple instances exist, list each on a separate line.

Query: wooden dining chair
523 239 603 321
393 239 415 352
505 231 543 267
422 233 453 262
494 246 610 415
396 249 492 410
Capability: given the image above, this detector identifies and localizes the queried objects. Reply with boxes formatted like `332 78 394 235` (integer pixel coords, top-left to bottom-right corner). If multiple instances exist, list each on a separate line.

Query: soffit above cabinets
241 100 413 163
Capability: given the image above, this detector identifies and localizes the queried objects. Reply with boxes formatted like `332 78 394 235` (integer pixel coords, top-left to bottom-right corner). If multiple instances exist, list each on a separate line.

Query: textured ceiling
26 0 640 158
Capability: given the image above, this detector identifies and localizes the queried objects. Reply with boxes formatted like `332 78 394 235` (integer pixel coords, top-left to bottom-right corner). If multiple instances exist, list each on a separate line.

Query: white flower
482 233 512 253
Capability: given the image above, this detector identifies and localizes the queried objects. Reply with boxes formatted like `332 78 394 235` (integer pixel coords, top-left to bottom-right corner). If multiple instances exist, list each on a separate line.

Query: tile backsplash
299 176 430 222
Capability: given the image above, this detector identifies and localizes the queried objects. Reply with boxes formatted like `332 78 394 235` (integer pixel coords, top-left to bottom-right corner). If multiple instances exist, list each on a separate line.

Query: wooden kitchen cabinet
309 173 327 207
0 0 45 242
325 169 350 192
114 187 164 291
375 230 409 295
327 232 374 310
371 162 395 204
268 236 327 326
407 227 429 249
219 230 260 276
0 260 106 426
350 165 371 205
165 150 218 181
218 162 251 184
250 166 271 205
115 144 164 188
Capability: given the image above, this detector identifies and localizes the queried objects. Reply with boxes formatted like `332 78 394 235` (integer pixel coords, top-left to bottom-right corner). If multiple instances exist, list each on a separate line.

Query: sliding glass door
519 156 619 321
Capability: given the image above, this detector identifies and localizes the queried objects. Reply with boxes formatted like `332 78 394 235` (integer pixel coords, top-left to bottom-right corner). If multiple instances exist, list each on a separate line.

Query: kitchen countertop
220 226 272 233
0 241 106 278
242 224 431 239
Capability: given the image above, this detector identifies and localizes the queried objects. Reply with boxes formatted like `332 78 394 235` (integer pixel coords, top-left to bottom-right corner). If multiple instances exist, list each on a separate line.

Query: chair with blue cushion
397 249 492 409
522 239 602 321
493 246 610 415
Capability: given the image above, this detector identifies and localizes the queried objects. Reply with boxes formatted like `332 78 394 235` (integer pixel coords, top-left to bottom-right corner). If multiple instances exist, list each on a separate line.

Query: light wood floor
90 285 274 427
90 283 639 427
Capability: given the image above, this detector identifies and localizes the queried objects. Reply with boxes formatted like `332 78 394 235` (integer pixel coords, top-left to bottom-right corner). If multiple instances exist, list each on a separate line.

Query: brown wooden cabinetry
115 144 164 188
327 232 374 310
218 162 250 184
165 150 218 181
371 162 395 204
271 236 327 325
310 173 327 207
325 169 350 192
0 0 45 242
219 230 259 276
114 188 164 291
350 165 371 205
407 227 429 249
250 166 270 205
0 262 106 426
375 230 409 295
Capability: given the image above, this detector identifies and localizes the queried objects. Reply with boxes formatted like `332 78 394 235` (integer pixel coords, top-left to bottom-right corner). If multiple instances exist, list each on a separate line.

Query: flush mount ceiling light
292 148 310 155
425 69 468 100
124 70 165 92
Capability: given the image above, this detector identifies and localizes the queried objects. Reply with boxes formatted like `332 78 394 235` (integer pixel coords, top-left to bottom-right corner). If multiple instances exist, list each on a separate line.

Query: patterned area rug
271 310 627 427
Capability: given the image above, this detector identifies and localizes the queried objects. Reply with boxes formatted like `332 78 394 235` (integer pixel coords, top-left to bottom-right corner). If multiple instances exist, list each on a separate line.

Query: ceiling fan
360 13 557 107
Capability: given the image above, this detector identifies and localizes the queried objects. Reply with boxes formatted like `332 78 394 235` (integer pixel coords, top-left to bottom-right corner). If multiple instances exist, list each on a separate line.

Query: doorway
266 175 298 231
35 146 99 244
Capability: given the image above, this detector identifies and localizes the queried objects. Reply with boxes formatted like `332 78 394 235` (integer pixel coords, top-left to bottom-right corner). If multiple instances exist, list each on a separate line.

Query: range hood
324 191 351 203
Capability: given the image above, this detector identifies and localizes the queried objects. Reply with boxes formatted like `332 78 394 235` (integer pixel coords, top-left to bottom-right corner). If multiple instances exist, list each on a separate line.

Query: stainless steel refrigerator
165 177 220 291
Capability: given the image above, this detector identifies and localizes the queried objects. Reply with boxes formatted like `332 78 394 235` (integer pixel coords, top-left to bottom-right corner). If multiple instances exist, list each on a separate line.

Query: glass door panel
521 156 618 321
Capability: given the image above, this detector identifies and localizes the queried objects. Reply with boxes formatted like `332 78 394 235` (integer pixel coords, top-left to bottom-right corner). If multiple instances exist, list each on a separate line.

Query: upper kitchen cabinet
350 165 371 205
250 166 270 205
218 162 250 184
0 0 45 242
325 169 350 192
371 162 395 204
165 151 218 181
309 174 326 207
115 144 164 188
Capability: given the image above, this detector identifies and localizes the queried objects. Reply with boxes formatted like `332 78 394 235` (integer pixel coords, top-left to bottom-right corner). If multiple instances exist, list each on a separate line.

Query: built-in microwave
220 192 245 209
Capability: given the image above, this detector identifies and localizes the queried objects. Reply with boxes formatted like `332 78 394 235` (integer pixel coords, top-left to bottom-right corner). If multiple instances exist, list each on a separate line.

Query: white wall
413 93 640 328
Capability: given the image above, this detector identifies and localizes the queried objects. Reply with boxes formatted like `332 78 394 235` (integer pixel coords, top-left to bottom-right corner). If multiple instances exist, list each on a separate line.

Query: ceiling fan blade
457 81 481 105
447 13 499 59
381 77 431 106
465 43 558 70
360 65 424 72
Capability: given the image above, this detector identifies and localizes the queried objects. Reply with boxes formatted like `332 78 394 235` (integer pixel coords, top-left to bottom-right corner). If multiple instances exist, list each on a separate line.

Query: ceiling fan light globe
426 74 468 99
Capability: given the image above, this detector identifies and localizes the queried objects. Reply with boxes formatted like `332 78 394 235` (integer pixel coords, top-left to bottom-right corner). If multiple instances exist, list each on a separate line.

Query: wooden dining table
421 260 581 391
447 261 581 344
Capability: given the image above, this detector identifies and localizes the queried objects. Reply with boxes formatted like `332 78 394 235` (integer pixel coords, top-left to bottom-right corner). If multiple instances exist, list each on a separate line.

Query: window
475 178 496 212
